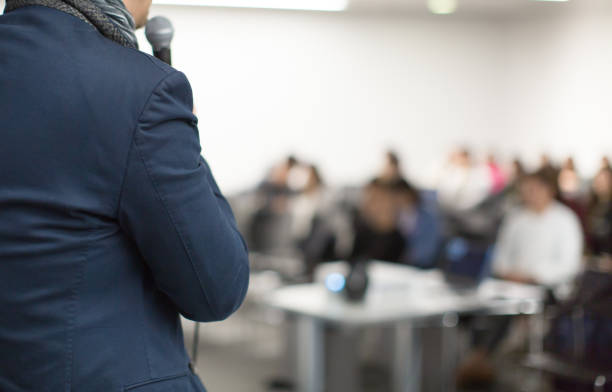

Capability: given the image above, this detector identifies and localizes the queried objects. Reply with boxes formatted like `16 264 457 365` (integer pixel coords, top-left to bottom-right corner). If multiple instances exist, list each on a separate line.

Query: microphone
145 16 175 66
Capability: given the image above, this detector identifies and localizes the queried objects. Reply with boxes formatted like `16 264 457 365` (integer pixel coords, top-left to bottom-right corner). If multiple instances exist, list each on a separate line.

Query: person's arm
491 212 517 279
118 71 249 322
536 211 583 286
407 208 440 268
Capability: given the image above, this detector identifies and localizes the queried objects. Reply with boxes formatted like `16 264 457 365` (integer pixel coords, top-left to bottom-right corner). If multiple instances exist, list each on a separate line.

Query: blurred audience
558 157 582 199
242 151 612 283
502 158 527 204
289 164 353 274
257 155 299 212
261 155 298 192
394 179 441 268
486 154 507 194
508 158 526 184
493 169 583 288
350 179 406 263
237 149 611 391
437 148 492 213
557 157 588 233
249 156 299 252
457 169 584 388
377 150 405 184
436 149 507 240
289 165 327 242
539 153 560 187
586 166 612 256
601 156 611 171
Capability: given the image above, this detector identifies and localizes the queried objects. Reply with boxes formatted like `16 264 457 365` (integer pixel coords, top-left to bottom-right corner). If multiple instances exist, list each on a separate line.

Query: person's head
386 150 399 166
123 0 153 28
562 157 575 171
303 165 323 193
511 158 526 180
361 179 397 231
540 154 552 168
519 170 557 213
451 147 471 167
269 155 299 185
380 150 402 182
286 155 298 168
592 168 612 203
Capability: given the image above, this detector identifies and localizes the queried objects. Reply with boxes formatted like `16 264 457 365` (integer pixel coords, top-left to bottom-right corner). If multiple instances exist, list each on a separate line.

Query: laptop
442 237 493 292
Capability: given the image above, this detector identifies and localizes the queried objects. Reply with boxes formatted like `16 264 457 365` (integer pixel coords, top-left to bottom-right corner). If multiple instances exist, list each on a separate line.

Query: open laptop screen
444 238 493 285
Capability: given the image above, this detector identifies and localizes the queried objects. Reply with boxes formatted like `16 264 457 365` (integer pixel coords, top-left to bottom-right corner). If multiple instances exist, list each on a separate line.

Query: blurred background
134 0 612 194
135 1 610 391
6 0 612 391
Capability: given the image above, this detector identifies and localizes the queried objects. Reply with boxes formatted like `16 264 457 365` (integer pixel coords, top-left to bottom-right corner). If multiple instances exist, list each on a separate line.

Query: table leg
393 322 422 392
441 313 459 392
296 315 325 392
191 322 201 365
327 326 361 392
528 313 545 354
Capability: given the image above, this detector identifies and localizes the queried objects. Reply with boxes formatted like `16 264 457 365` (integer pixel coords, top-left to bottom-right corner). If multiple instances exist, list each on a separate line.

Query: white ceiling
347 0 579 16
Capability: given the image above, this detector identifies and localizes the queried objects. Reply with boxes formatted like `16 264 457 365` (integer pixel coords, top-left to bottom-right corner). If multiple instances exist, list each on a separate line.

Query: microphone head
145 16 175 51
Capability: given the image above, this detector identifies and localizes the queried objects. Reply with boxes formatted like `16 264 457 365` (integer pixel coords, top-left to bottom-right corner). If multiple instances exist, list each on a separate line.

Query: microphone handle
154 48 172 66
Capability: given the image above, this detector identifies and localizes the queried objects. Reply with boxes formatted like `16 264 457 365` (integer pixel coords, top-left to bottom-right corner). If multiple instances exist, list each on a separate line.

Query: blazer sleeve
118 70 249 322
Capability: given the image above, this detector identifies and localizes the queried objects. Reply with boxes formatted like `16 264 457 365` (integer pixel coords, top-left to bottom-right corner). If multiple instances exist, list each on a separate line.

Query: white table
262 261 545 392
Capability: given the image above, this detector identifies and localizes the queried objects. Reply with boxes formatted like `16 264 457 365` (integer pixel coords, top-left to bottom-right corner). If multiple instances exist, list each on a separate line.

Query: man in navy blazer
0 0 249 390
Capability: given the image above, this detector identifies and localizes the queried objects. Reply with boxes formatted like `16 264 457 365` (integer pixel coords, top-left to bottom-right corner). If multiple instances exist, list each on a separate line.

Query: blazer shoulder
99 38 176 82
73 33 189 119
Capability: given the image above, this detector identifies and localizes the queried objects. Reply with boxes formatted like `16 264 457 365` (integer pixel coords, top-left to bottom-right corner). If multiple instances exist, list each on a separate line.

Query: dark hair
286 155 298 167
589 167 612 207
389 178 421 204
522 169 559 196
386 150 400 167
307 165 324 187
367 177 385 189
512 158 525 176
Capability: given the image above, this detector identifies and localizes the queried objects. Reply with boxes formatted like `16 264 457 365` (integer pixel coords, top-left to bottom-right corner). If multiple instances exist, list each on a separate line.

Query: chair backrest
545 269 612 370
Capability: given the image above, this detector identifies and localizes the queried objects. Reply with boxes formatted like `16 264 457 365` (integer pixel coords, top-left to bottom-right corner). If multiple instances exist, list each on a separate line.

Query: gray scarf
4 0 138 49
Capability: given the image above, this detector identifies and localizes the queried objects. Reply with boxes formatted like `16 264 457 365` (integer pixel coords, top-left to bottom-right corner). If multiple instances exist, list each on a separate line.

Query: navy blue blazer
0 5 249 391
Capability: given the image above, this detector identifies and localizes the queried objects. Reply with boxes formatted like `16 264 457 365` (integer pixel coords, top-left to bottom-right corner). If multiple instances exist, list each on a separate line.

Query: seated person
486 154 507 195
493 169 584 288
290 165 353 274
393 179 441 268
586 167 612 256
249 156 299 251
290 164 327 243
557 157 588 234
437 148 492 213
350 179 405 263
257 155 299 201
437 148 502 240
538 153 560 184
457 170 584 387
376 150 406 184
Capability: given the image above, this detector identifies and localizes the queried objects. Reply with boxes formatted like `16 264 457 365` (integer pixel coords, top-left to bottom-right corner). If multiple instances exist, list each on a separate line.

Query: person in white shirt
437 148 493 212
457 170 584 388
493 170 584 287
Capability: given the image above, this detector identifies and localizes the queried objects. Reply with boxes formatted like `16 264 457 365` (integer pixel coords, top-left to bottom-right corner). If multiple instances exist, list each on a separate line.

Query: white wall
137 6 505 191
501 2 612 177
